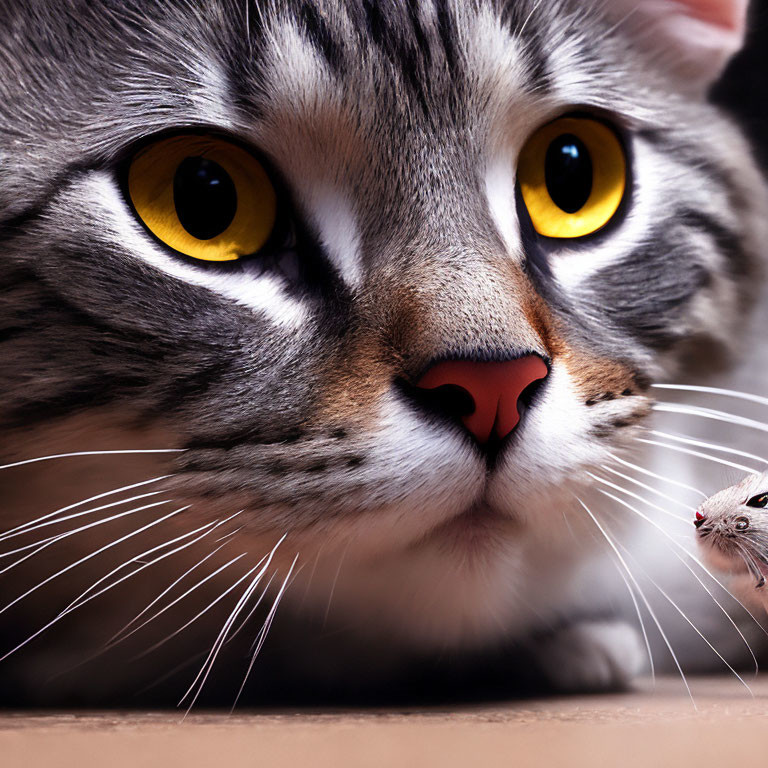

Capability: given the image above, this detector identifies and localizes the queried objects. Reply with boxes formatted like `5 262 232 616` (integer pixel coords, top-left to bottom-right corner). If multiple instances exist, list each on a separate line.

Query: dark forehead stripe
298 2 346 76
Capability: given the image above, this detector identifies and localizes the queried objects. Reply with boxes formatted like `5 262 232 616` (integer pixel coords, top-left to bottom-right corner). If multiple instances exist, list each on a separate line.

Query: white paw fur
534 620 647 693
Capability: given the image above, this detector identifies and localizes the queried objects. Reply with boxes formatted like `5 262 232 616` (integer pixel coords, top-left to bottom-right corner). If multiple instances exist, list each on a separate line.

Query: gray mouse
695 472 768 589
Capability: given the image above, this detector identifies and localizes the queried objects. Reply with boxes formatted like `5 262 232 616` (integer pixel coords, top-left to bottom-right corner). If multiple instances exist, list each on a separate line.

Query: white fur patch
85 172 310 330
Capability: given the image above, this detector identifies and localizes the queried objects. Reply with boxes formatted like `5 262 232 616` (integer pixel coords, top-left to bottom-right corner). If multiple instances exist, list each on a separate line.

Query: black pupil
173 156 237 240
545 134 593 214
747 493 768 508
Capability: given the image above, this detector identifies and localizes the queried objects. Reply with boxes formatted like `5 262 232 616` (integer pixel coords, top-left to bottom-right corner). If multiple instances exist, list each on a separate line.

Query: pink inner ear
676 0 747 32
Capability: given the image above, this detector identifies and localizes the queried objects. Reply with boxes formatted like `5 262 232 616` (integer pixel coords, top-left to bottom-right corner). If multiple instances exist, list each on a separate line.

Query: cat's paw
533 620 646 693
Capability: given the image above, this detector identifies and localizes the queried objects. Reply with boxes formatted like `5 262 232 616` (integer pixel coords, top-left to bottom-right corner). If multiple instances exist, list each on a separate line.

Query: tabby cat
0 0 766 704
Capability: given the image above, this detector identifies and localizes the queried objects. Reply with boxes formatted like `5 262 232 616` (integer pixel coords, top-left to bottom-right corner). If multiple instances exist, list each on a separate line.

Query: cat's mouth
417 503 518 551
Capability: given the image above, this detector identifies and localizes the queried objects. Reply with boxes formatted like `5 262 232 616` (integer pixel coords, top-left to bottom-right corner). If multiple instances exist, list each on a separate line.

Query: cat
0 0 766 705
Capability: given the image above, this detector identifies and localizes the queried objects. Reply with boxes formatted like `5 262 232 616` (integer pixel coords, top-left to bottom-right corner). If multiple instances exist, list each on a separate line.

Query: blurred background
714 2 768 171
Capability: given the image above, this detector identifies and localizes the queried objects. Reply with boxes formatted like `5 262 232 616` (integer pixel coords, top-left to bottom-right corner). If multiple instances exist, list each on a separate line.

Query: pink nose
417 356 549 444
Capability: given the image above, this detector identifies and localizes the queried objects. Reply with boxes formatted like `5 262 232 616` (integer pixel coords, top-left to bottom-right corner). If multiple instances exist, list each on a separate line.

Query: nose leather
417 356 549 443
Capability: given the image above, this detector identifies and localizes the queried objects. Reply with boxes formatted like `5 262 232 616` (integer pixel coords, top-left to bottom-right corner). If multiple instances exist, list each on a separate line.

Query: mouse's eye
735 516 751 531
127 134 277 262
746 493 768 509
517 116 627 239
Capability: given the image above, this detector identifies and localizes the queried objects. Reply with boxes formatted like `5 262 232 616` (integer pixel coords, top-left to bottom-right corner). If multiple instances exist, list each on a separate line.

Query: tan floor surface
1 677 767 767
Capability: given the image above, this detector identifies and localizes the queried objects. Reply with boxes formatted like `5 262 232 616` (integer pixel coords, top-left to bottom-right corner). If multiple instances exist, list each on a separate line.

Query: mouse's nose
416 356 549 444
694 511 706 528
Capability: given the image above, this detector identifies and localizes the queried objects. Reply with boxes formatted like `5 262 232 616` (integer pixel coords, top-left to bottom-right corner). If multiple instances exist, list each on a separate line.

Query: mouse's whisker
633 437 761 475
734 543 767 589
576 499 692 706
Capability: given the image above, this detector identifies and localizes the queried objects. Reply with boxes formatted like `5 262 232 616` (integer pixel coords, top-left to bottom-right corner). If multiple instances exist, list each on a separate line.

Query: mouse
695 472 768 589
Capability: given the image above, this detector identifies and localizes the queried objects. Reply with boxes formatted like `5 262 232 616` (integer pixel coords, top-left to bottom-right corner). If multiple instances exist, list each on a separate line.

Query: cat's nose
416 356 549 444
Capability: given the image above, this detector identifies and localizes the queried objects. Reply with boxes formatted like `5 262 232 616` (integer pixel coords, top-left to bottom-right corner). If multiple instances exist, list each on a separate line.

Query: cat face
1 0 765 649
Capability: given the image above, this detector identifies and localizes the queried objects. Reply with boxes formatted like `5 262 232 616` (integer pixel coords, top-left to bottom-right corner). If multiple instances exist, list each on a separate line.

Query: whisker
232 553 300 711
179 535 286 713
0 490 166 546
599 502 760 676
587 472 690 523
106 543 240 648
652 403 768 435
595 488 768 643
734 543 766 589
600 464 694 514
575 498 694 707
125 553 253 661
647 430 768 467
63 513 241 614
653 383 768 409
0 503 187 618
633 437 760 475
0 449 183 471
608 530 753 696
606 543 656 685
0 499 175 573
226 571 277 645
0 505 202 663
0 475 171 541
607 453 707 499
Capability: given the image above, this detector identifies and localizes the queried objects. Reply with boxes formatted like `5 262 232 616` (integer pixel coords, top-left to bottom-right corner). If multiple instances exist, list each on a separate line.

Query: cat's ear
609 0 749 94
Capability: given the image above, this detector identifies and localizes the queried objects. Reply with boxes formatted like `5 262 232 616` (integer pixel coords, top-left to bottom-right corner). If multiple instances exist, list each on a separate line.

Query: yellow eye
517 117 626 239
127 134 277 262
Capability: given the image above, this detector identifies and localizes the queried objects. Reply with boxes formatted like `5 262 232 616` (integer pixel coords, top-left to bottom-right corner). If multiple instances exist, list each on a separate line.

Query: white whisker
0 475 171 541
0 490 166 546
0 505 200 662
125 552 251 657
634 437 760 475
107 541 239 647
607 453 707 499
587 471 690 523
576 498 694 707
0 499 175 573
0 449 183 471
608 532 753 696
653 403 768 435
63 513 238 613
0 503 187 617
653 383 768 408
179 535 286 713
595 488 768 644
600 464 694 515
648 430 768 467
232 552 299 711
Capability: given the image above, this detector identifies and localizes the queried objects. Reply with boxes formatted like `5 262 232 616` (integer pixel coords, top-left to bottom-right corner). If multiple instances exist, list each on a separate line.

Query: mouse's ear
607 0 749 95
